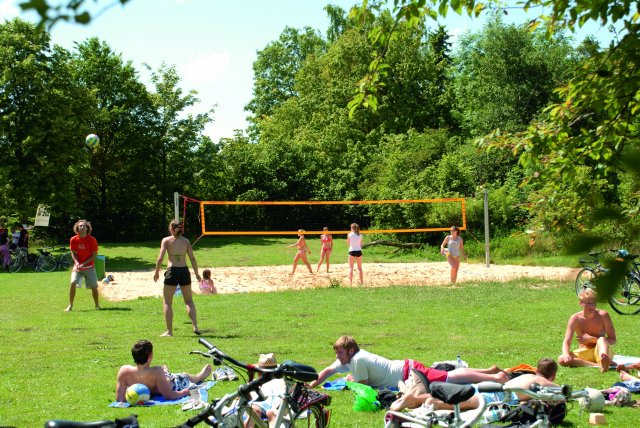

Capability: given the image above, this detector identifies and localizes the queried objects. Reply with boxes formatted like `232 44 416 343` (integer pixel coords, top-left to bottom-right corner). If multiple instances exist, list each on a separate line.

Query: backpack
499 401 567 426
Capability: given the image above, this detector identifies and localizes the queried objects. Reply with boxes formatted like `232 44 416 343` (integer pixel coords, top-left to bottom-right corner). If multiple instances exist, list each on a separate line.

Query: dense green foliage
3 2 638 250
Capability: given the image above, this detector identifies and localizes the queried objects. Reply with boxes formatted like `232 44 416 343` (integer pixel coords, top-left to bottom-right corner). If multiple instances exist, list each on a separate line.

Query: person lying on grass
308 335 508 390
395 358 559 412
115 339 211 402
559 288 616 373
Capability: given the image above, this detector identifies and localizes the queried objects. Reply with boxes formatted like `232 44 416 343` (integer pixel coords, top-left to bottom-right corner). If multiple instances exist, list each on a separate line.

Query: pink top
199 278 217 294
321 234 333 250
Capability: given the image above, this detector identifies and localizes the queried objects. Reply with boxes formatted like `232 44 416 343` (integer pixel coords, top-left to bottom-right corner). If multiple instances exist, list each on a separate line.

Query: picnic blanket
612 355 640 367
109 381 215 408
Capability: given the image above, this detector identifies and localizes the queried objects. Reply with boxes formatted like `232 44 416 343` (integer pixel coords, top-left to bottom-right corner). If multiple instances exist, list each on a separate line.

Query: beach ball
85 133 100 148
125 383 150 406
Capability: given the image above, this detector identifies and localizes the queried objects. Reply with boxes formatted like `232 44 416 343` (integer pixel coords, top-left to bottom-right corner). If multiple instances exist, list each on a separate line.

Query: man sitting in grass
308 335 509 390
558 288 616 372
401 358 559 412
115 339 212 402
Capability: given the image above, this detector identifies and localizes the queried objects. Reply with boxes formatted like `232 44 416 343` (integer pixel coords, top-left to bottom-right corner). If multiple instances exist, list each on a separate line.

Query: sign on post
34 204 51 227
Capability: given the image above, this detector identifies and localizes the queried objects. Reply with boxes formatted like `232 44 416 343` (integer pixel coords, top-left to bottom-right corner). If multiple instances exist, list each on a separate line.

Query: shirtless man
421 358 559 411
153 220 202 336
115 339 211 402
558 288 616 372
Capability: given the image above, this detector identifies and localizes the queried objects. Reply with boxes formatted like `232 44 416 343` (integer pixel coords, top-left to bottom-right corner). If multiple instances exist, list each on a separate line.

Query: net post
484 187 490 268
174 192 180 221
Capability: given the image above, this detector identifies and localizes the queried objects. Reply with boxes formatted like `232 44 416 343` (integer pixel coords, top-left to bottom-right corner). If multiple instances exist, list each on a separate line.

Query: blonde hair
169 220 183 235
298 229 305 234
579 288 597 302
333 335 360 353
350 223 360 235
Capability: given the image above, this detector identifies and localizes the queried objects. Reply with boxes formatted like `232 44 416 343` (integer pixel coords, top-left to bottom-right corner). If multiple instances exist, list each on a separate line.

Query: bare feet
197 364 212 383
193 329 202 335
600 354 611 373
95 305 101 310
64 305 72 312
160 331 172 337
620 370 634 381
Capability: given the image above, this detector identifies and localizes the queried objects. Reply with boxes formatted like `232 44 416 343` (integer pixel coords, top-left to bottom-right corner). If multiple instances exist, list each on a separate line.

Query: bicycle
44 414 139 427
8 246 72 273
575 249 640 315
178 338 331 427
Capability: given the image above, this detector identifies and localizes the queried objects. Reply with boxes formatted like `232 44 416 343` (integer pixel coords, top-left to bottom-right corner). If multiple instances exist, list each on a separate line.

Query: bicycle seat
280 360 318 382
429 382 475 405
45 414 138 428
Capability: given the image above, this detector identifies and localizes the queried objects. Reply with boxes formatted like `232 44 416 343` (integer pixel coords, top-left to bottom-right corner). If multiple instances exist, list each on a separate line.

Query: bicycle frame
179 338 330 428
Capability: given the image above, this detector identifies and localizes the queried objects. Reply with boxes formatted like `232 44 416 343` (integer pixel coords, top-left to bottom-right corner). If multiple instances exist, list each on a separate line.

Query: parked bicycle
179 338 331 427
575 249 640 315
45 414 139 427
8 246 73 273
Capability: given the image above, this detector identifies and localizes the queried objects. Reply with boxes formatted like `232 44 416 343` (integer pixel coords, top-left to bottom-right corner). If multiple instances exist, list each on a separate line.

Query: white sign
34 204 51 227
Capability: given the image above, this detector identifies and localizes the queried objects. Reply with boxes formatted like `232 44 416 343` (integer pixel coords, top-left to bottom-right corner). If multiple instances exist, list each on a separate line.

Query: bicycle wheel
38 254 57 272
26 252 38 269
8 254 23 273
59 252 73 270
294 403 325 428
608 276 640 315
575 268 597 296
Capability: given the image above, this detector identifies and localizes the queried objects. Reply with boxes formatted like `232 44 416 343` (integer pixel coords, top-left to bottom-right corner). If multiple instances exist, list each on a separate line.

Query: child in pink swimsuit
199 269 217 295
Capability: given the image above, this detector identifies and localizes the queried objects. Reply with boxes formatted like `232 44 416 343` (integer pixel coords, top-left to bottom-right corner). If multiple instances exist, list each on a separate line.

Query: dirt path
98 262 578 302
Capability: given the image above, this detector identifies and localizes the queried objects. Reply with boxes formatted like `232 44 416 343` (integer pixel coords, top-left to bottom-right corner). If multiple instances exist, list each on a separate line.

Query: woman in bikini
347 223 363 286
440 225 466 283
153 220 202 336
316 227 333 272
288 229 313 276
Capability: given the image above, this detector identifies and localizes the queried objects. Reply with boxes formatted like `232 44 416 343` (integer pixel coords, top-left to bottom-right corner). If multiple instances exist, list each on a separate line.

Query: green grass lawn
0 240 636 427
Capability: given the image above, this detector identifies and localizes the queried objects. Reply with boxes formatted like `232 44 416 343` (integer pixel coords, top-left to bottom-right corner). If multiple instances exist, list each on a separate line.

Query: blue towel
322 378 348 390
613 381 640 393
109 381 215 408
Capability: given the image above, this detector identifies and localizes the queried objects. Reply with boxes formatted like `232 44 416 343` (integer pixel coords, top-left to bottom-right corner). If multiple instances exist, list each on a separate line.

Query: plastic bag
346 381 380 412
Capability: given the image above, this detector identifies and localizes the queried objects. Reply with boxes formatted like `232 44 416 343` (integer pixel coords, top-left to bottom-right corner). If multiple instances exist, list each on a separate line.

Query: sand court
98 263 579 302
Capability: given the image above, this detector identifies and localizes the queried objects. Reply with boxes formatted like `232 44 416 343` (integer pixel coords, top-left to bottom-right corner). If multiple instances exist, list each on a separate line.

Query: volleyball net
176 194 466 237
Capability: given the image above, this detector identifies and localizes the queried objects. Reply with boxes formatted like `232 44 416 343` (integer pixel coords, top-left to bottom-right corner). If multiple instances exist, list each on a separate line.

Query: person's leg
356 256 363 284
447 368 509 384
620 370 639 382
449 257 460 283
301 252 313 273
348 255 354 285
317 250 325 272
181 285 200 334
325 250 331 272
185 364 213 383
560 348 599 368
66 271 80 311
595 337 612 372
162 285 175 336
291 252 301 275
84 269 100 309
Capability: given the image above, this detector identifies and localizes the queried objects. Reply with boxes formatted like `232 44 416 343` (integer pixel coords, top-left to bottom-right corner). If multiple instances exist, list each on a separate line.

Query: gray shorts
71 268 98 288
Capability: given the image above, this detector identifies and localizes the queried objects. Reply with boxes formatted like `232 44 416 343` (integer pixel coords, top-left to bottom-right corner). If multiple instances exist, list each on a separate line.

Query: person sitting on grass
404 358 559 412
558 288 616 372
245 353 286 428
308 335 509 391
115 339 211 402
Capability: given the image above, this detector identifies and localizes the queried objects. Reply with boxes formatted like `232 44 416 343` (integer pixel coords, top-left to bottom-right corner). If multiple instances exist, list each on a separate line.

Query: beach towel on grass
109 381 215 408
613 355 640 367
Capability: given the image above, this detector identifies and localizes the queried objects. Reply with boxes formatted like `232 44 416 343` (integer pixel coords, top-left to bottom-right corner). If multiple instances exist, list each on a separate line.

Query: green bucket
95 255 106 280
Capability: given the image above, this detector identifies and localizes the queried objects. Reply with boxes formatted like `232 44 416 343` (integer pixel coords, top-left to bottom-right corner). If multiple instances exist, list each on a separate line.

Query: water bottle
456 355 462 367
174 285 182 297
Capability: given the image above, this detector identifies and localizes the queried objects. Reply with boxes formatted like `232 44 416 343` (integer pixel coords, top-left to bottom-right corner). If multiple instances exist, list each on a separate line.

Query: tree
0 18 92 227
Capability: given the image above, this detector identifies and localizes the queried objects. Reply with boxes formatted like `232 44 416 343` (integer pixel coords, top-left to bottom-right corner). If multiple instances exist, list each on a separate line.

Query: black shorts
164 266 191 286
349 250 363 257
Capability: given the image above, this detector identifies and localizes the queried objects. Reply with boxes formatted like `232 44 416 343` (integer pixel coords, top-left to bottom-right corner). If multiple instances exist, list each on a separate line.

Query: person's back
117 364 166 395
164 235 190 267
349 349 405 389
